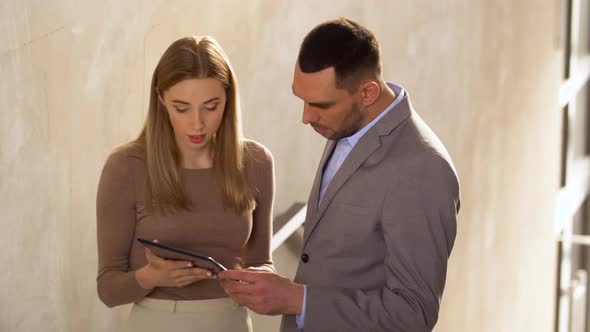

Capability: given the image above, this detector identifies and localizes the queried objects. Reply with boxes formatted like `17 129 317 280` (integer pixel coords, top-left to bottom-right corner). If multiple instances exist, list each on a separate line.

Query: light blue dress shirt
296 82 405 329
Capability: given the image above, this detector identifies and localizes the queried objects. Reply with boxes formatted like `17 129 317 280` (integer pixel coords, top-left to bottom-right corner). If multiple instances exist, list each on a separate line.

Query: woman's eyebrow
202 97 220 104
171 97 220 106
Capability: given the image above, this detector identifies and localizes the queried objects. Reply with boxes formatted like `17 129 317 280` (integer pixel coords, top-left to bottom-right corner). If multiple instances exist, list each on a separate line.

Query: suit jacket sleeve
304 154 459 331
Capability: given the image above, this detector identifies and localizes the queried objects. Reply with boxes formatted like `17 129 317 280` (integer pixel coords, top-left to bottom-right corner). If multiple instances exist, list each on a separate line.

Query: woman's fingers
175 275 205 285
170 267 212 278
189 267 213 277
163 259 193 270
174 273 212 287
176 279 197 288
145 247 166 264
145 249 192 269
141 240 213 288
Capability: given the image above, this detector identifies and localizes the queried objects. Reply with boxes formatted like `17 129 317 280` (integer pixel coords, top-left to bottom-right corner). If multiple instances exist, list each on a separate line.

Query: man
219 17 460 332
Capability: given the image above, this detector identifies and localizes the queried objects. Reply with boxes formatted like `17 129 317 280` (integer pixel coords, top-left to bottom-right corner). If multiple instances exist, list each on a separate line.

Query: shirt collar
342 82 405 148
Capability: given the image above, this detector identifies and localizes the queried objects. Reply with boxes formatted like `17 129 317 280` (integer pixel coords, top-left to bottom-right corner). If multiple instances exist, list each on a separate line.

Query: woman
96 35 274 332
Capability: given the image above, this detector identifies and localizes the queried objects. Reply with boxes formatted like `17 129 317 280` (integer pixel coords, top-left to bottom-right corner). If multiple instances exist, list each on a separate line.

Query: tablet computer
137 238 227 274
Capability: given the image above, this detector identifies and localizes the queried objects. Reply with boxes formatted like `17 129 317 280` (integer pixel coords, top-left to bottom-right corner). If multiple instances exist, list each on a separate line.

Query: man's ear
358 81 380 107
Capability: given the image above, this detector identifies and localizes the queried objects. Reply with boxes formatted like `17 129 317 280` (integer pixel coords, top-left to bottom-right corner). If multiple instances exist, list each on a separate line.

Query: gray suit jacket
280 91 460 332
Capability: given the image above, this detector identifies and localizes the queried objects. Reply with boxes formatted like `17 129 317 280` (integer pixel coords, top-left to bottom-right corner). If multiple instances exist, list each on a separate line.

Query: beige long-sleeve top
96 140 274 307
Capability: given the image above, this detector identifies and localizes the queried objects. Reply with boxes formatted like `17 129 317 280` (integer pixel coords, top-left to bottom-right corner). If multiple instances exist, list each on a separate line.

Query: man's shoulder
377 112 458 183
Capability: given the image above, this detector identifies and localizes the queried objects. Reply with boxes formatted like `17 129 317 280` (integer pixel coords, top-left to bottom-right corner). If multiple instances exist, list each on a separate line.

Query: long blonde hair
131 36 254 214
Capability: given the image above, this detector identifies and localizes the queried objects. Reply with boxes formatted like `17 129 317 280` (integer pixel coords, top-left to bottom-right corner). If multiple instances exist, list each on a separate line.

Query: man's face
292 65 364 140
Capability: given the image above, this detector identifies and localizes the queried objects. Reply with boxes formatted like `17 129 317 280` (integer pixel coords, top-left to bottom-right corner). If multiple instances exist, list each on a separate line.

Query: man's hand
218 269 304 315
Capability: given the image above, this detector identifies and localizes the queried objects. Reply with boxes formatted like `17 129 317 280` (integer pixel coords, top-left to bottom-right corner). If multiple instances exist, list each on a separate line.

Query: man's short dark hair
297 18 381 91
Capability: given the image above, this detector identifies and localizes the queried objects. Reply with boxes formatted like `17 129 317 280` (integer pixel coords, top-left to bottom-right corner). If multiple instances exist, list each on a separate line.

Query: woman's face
161 78 226 158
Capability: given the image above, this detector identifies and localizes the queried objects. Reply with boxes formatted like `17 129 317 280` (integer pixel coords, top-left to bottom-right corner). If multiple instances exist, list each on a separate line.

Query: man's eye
310 103 330 110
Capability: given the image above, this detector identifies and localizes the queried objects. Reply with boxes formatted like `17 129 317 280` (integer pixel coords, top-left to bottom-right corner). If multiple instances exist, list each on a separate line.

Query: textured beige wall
0 0 562 331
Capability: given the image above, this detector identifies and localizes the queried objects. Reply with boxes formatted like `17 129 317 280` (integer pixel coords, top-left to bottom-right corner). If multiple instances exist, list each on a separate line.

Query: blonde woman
96 36 274 332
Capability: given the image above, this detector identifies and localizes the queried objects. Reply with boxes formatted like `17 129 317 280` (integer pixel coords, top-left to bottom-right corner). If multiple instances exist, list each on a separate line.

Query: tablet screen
137 238 227 274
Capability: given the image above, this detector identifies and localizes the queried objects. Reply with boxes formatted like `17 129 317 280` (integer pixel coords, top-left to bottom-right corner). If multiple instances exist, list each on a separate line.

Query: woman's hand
135 241 212 290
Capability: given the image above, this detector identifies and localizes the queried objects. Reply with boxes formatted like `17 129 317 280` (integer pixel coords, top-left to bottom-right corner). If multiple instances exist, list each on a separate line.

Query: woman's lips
188 134 206 144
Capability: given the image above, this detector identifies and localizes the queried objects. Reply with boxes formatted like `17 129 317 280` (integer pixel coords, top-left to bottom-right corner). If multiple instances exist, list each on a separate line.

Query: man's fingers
222 286 270 315
219 279 231 290
221 279 255 295
229 293 254 306
245 266 274 272
218 269 261 283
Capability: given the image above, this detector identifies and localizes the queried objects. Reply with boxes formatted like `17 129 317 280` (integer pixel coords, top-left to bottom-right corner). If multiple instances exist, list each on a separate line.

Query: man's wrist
289 283 305 315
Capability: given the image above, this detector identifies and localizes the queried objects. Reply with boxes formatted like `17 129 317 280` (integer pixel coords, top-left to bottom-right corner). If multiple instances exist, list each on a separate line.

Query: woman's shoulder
104 141 145 168
242 139 273 166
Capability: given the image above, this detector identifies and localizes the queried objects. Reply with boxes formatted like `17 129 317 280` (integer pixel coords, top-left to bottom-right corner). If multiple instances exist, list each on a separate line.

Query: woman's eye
175 108 189 113
205 104 218 111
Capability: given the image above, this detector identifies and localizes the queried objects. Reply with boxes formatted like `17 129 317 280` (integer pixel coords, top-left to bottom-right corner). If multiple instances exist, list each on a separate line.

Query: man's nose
302 104 318 125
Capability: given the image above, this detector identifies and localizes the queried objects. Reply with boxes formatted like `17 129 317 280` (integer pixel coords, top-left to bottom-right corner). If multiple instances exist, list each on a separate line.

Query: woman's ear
359 81 380 107
156 89 166 107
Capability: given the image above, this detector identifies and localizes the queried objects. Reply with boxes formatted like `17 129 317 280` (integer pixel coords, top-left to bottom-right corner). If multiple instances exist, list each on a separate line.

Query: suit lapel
302 93 413 248
303 140 336 241
303 132 381 246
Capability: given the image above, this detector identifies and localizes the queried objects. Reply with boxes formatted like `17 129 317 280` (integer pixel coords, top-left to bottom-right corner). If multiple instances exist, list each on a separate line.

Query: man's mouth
312 126 327 136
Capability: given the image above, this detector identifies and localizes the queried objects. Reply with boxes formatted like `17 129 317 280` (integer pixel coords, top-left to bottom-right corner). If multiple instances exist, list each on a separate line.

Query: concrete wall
0 0 562 331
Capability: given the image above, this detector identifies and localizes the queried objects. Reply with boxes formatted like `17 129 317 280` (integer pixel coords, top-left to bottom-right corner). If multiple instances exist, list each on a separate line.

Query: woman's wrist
135 266 156 290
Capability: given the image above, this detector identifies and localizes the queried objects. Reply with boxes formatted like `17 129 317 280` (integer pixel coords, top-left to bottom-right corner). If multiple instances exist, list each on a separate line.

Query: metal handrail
271 205 307 252
570 234 590 246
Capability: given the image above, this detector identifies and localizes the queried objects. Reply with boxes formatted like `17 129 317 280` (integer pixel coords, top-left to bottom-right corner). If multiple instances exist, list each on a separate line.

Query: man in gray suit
219 17 460 332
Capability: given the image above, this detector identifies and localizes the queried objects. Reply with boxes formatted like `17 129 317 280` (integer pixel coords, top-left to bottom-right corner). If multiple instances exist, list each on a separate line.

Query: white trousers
124 297 252 332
